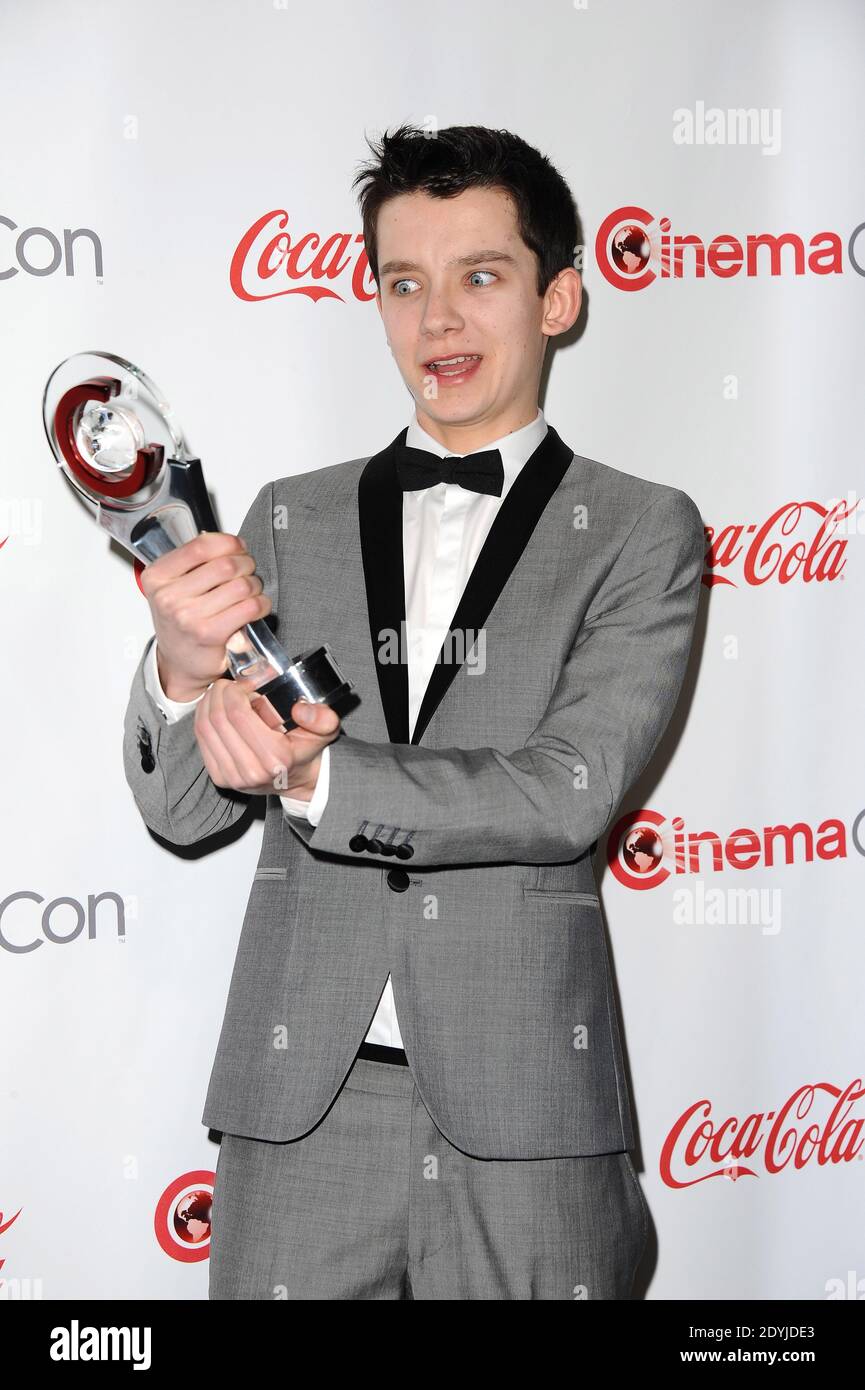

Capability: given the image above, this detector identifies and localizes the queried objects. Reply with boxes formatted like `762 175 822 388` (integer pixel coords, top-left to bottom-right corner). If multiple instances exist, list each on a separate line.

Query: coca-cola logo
660 1080 864 1187
703 498 860 587
0 1205 23 1278
607 806 865 890
596 205 865 289
230 210 375 303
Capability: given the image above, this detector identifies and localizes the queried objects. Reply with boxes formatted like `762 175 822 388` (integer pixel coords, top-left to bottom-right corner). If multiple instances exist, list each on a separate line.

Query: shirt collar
404 408 548 501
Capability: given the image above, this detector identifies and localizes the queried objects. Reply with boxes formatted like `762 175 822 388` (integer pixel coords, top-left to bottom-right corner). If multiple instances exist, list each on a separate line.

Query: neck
413 405 539 454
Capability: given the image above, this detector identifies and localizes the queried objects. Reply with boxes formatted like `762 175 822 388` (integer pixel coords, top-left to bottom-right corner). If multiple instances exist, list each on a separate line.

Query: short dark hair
352 123 579 298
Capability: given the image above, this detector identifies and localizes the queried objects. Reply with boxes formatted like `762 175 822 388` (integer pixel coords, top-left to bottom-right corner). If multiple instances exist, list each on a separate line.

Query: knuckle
173 605 193 634
188 535 210 564
151 587 170 617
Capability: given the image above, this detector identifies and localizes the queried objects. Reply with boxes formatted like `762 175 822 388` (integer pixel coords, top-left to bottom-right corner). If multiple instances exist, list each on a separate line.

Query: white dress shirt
143 407 549 1050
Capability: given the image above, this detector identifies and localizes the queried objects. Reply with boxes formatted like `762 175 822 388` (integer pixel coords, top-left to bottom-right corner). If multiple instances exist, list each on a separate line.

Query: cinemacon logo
154 1172 214 1263
596 205 865 290
607 806 865 890
0 891 128 953
0 217 103 279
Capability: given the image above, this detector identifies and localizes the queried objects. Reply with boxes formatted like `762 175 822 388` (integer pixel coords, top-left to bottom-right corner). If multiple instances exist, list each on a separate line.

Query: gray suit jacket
123 423 704 1159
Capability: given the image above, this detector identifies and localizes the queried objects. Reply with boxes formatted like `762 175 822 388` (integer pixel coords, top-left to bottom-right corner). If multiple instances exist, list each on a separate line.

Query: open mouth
423 353 483 382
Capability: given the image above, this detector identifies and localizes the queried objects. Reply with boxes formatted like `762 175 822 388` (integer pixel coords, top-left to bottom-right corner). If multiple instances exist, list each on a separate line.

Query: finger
194 568 262 620
246 692 337 747
208 679 290 790
144 534 248 595
193 593 273 651
289 700 341 740
194 683 249 789
249 693 288 732
177 553 258 607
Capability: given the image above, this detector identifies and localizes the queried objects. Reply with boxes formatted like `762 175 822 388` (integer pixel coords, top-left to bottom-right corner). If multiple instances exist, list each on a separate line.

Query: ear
543 266 582 338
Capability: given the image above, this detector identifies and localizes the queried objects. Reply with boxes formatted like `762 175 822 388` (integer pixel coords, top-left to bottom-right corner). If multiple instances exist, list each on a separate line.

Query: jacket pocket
253 866 288 880
522 888 599 904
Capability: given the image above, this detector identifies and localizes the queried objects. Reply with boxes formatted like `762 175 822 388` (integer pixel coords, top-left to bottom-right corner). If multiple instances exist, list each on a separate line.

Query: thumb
293 699 338 732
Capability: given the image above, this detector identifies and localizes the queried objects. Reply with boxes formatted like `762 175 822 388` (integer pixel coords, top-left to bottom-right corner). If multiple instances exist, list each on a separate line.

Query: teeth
429 355 480 369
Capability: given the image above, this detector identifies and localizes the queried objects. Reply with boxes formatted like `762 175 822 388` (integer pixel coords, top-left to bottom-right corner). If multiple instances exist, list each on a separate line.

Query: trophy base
255 645 354 731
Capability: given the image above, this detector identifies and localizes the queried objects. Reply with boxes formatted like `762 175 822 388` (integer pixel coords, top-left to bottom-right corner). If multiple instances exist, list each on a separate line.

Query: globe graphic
612 225 651 275
622 826 663 875
174 1190 212 1245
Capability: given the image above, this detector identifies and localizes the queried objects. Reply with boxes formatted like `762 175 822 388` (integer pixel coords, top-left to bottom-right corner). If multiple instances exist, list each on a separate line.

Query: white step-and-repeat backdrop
1 0 863 1299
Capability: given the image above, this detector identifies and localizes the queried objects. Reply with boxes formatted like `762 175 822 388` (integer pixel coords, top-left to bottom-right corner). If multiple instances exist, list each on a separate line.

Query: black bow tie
394 440 504 497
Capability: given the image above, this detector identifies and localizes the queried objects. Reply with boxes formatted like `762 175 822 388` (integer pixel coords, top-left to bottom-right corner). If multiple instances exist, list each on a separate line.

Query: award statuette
42 350 354 730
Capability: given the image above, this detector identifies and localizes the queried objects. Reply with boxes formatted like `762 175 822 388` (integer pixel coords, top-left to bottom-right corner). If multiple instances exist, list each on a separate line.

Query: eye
468 270 497 287
392 278 420 296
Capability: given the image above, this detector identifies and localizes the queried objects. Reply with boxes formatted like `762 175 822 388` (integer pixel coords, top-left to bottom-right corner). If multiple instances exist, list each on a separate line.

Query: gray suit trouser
208 1053 650 1300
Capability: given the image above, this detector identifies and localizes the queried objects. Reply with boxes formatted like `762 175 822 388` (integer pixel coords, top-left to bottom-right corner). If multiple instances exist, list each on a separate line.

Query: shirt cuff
279 743 330 826
144 640 206 723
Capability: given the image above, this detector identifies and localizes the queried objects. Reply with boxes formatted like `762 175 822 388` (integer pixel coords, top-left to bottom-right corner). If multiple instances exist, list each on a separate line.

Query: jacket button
395 843 414 859
349 834 368 852
367 839 383 854
386 868 410 892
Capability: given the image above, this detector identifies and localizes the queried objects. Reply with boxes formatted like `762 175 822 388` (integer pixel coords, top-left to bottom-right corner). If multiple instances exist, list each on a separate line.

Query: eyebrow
378 249 518 278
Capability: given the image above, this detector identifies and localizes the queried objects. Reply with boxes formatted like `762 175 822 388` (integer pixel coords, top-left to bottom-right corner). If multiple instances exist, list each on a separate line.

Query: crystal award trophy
42 350 354 730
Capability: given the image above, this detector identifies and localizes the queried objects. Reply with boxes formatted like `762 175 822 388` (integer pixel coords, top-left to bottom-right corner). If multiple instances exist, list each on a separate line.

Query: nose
419 281 464 340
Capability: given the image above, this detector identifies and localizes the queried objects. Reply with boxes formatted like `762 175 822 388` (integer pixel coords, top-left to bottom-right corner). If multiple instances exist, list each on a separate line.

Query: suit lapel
358 429 411 744
357 423 575 747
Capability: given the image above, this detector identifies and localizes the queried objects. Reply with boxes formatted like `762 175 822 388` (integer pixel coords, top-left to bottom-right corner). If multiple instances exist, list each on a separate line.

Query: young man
124 124 704 1299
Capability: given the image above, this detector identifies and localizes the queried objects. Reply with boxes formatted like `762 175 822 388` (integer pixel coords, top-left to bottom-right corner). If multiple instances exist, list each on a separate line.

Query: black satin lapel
358 428 410 744
411 425 575 746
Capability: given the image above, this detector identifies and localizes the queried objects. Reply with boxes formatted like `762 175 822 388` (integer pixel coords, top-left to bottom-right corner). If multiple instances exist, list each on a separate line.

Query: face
374 185 581 452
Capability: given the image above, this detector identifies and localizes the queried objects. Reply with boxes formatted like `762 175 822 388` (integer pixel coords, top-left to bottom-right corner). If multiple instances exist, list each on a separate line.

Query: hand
193 678 341 799
139 532 273 701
